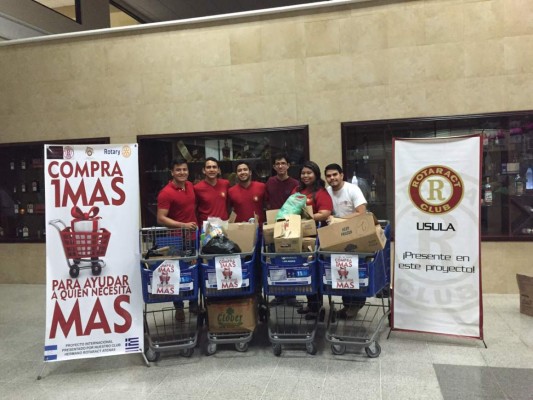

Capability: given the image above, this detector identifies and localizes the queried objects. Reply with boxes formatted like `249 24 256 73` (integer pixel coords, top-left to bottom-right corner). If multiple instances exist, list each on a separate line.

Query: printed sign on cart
150 260 181 295
44 144 143 362
331 254 359 290
393 136 482 339
214 255 243 289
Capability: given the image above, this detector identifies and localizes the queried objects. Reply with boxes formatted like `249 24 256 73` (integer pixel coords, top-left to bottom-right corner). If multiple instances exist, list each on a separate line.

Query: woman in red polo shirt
292 161 333 318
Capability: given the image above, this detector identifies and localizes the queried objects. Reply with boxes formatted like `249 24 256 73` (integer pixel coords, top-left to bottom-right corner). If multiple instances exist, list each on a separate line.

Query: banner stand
391 136 484 344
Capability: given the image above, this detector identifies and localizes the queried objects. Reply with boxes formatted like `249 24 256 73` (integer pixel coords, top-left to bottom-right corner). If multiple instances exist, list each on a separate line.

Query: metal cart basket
49 219 110 278
199 231 258 355
319 223 391 357
140 227 200 363
261 239 322 356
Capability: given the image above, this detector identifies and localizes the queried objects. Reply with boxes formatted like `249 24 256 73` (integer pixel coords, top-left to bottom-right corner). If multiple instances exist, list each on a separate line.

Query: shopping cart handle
48 219 67 231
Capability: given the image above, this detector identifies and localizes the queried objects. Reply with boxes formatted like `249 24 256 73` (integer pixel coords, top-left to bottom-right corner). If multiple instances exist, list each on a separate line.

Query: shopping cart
261 239 322 356
319 222 391 358
49 219 110 278
199 229 259 356
140 227 200 362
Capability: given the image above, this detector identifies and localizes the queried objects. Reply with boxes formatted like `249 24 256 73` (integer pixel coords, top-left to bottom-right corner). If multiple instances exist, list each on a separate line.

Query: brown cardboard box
267 206 316 237
517 274 533 317
263 223 275 245
225 221 257 253
302 236 316 252
207 297 257 332
317 213 386 253
274 215 302 253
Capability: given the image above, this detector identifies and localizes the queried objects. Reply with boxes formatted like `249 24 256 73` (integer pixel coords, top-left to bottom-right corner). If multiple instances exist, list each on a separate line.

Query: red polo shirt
228 181 266 225
265 175 299 210
194 179 230 225
157 180 197 224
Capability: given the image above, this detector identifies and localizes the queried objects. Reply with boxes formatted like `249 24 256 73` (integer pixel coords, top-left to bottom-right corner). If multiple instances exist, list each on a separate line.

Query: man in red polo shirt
157 157 199 321
228 161 266 225
194 157 230 227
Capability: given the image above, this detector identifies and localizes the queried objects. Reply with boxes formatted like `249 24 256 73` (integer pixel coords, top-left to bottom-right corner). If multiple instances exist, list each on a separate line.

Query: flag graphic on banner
125 337 140 352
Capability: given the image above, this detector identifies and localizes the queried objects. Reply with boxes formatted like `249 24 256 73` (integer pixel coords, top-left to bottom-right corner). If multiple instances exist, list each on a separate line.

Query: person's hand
182 222 197 230
326 216 333 225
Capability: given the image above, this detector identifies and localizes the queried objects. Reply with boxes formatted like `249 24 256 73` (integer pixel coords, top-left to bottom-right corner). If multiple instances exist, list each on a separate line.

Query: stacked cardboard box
263 206 317 253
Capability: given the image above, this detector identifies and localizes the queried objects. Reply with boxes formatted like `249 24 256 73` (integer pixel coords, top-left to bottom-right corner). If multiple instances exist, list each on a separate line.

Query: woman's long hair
297 160 326 194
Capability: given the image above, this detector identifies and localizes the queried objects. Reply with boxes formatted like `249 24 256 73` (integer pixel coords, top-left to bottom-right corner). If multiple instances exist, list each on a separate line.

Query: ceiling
111 0 330 24
43 0 332 24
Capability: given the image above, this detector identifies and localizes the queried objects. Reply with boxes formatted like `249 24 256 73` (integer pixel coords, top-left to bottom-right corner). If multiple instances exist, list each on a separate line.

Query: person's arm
313 209 331 222
157 208 197 230
313 189 333 222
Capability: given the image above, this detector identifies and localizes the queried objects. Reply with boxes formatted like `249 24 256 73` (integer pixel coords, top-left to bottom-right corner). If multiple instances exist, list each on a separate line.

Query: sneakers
337 305 362 319
175 308 185 323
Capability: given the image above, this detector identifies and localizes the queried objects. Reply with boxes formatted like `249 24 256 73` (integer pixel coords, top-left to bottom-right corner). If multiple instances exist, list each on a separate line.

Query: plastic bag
202 235 242 254
202 218 226 246
275 193 308 221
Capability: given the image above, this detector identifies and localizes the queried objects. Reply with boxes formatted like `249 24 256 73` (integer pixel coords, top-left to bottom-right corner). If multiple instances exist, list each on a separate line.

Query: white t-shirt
327 181 367 218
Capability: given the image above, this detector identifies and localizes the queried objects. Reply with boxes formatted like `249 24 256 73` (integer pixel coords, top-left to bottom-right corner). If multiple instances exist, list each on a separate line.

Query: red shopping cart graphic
50 219 111 278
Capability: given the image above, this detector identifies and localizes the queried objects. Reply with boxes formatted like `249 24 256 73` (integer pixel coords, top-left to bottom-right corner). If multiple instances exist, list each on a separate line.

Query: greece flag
44 345 58 361
125 337 139 352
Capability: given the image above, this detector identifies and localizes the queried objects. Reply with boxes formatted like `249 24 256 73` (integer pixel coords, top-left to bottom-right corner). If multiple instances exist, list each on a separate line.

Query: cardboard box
274 215 302 253
225 221 257 253
517 274 533 317
207 297 257 332
317 213 386 253
301 218 317 237
302 236 316 252
263 223 275 245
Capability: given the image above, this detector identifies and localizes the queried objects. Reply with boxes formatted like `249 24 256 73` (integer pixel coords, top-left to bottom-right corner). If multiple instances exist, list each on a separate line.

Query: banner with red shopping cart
392 136 483 339
44 144 143 362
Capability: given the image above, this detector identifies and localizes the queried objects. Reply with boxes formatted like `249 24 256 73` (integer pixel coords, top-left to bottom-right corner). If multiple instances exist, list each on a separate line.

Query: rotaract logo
409 165 463 214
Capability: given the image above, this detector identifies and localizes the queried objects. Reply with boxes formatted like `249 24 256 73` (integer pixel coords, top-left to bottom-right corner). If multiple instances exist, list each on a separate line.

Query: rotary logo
63 146 74 160
85 147 94 156
121 145 131 158
409 165 463 214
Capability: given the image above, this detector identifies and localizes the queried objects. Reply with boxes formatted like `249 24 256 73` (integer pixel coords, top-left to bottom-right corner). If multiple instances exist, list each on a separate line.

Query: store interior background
0 0 532 292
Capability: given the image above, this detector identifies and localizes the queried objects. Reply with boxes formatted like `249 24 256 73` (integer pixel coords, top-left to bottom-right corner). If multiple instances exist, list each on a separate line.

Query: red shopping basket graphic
49 219 111 278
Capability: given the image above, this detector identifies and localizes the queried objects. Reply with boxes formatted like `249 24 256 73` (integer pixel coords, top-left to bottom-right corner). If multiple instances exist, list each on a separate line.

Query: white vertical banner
393 136 483 338
44 144 143 362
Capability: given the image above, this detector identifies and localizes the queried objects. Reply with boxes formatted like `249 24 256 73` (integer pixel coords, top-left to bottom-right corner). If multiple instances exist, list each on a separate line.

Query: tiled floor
1 285 532 400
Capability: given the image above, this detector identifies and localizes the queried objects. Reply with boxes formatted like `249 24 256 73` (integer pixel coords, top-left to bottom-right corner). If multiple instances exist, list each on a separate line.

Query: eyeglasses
274 162 288 166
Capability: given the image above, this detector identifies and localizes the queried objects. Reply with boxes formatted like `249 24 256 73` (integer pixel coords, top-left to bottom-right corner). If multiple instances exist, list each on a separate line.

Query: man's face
236 164 251 183
171 163 189 183
273 158 289 176
325 169 343 189
203 160 220 179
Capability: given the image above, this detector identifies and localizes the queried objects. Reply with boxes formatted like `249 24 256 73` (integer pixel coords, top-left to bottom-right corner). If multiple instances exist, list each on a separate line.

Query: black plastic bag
202 235 241 254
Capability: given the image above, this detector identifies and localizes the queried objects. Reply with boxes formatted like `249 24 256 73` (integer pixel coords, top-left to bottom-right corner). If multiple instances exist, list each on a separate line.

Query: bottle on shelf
20 160 26 170
31 180 39 192
222 139 231 160
515 173 524 196
526 167 533 190
21 183 26 193
22 226 29 239
370 176 377 202
483 177 493 206
9 161 15 170
351 171 358 186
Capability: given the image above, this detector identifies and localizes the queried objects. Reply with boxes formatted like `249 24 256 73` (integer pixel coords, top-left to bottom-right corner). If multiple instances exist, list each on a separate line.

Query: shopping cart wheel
235 342 249 352
365 341 381 358
182 348 194 358
306 342 317 355
331 344 346 355
91 263 102 276
69 265 80 278
272 344 282 357
206 343 217 356
145 348 160 362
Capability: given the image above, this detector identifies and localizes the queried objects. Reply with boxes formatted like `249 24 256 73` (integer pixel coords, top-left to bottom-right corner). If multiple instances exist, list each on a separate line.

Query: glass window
342 112 533 241
138 126 309 227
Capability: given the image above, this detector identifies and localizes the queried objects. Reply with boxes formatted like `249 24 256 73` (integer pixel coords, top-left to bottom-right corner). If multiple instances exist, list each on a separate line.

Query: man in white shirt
325 163 367 319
